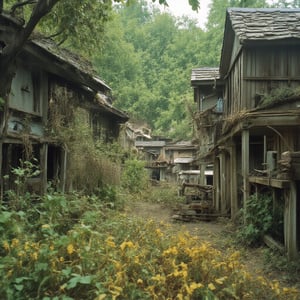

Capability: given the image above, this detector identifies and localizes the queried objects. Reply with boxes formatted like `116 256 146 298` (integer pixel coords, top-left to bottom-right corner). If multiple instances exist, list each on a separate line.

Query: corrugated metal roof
228 8 300 43
191 67 220 82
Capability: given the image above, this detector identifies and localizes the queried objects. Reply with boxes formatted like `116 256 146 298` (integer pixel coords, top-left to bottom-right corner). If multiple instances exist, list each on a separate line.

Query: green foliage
94 1 201 138
237 193 273 246
263 248 300 285
1 189 298 299
258 86 300 109
0 96 5 110
121 159 148 193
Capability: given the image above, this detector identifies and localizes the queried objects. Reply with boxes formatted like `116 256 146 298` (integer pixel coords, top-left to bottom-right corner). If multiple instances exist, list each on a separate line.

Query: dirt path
125 200 300 290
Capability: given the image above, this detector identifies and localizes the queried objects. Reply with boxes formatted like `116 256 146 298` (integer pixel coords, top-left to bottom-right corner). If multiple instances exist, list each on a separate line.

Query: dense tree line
93 0 299 139
1 0 298 139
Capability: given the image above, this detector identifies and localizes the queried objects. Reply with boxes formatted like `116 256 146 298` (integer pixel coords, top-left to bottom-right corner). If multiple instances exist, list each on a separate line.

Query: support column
40 144 48 194
285 182 298 260
219 152 226 213
242 129 249 223
230 142 238 220
214 157 220 212
61 148 67 193
199 163 206 185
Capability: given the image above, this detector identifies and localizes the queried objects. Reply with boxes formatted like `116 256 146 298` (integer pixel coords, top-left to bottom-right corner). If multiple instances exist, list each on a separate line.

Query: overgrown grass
1 183 299 299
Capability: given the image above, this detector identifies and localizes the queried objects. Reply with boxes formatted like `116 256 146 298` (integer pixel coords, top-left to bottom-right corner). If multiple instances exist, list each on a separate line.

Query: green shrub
237 193 273 246
121 159 148 193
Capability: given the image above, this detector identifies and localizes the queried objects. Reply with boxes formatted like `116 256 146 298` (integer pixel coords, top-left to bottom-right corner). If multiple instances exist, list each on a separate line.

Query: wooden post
214 157 220 212
61 148 67 193
242 129 249 223
284 182 298 260
230 142 238 220
220 152 226 213
200 164 206 185
40 143 48 194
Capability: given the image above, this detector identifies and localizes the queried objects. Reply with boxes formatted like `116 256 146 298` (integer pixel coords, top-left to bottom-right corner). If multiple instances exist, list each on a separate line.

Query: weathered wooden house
164 141 198 180
193 8 300 259
191 68 224 183
135 137 170 180
0 14 128 197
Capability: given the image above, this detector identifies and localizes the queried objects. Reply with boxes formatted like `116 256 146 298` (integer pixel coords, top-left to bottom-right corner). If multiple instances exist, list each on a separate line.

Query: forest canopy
1 0 298 139
94 0 299 139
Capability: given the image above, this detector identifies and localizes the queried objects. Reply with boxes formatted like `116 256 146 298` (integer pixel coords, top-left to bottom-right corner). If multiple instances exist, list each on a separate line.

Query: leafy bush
1 210 298 299
237 193 273 246
121 159 148 193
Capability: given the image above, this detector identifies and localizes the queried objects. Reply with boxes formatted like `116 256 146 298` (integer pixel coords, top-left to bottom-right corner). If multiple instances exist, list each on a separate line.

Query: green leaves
66 274 94 289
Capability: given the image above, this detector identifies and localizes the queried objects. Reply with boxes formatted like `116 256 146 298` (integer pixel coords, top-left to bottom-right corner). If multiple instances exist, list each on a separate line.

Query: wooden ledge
248 176 290 189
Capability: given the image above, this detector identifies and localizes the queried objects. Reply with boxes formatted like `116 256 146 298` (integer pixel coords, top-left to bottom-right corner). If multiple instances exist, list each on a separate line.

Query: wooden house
135 137 170 181
191 68 224 184
193 8 300 259
0 14 128 197
164 141 198 181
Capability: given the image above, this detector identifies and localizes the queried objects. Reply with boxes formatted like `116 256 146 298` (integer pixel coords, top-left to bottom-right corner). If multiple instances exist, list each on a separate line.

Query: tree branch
10 0 37 14
22 0 60 42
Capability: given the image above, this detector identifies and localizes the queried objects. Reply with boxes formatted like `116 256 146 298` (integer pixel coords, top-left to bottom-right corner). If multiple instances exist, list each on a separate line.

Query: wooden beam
284 182 298 260
230 141 238 219
248 176 290 189
242 129 249 223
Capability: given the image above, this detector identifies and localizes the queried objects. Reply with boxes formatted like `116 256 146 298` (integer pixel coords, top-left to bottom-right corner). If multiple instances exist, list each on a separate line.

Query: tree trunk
0 0 60 98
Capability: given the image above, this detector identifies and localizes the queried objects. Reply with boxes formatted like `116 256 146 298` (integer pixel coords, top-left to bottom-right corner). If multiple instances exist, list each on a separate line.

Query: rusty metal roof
227 8 300 43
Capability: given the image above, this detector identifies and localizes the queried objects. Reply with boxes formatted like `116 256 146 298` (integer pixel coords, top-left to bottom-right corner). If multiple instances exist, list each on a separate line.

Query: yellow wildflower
163 246 178 256
24 241 30 251
49 244 54 251
137 278 143 285
185 282 203 295
155 228 163 237
41 224 50 229
151 274 166 283
120 241 134 251
67 243 75 255
59 256 64 262
177 293 183 300
215 276 227 285
3 241 10 251
96 294 107 300
11 238 19 248
31 252 38 260
108 285 123 298
208 283 216 291
106 236 116 248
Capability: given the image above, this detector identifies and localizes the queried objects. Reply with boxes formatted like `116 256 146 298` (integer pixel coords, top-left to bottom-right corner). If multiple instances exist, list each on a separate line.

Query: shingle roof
220 8 300 77
227 8 300 43
191 67 220 82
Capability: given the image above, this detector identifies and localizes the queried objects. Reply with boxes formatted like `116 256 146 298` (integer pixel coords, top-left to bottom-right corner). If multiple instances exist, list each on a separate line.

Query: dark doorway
47 145 63 190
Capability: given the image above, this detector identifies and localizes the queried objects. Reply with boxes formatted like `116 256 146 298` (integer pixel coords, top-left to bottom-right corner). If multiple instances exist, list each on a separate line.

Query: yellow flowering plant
0 192 299 299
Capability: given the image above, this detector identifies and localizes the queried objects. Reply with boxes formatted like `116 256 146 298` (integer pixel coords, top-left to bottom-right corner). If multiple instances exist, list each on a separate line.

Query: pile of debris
172 183 226 221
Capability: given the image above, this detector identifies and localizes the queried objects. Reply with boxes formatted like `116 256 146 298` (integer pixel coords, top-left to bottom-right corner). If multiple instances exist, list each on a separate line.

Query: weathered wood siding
225 45 300 116
224 52 243 115
243 45 300 109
